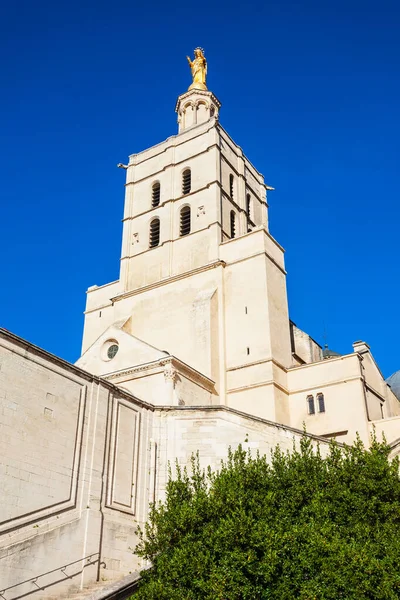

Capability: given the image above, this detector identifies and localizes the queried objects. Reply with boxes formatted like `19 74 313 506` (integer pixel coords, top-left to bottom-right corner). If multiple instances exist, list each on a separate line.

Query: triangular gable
76 320 168 376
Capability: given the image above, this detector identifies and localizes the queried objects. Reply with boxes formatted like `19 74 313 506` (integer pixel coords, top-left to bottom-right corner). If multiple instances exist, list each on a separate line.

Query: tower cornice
174 88 221 112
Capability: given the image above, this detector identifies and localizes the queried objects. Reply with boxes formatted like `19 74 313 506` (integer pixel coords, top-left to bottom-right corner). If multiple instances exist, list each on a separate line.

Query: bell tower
78 48 293 425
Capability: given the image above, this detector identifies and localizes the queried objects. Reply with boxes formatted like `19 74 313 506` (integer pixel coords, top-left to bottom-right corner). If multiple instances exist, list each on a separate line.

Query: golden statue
186 48 207 91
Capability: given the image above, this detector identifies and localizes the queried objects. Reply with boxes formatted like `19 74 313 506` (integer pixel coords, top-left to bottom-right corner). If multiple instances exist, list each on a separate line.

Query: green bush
132 435 400 599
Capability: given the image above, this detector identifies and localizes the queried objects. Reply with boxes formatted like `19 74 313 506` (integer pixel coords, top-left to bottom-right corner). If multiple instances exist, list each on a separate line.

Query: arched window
180 206 191 236
317 393 325 413
230 211 236 238
152 182 160 207
182 169 191 195
229 174 234 199
149 218 160 248
307 395 315 415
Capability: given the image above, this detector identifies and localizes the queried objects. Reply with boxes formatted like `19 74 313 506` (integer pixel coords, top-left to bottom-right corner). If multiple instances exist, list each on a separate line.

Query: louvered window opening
317 393 325 413
229 174 234 199
182 169 191 195
152 182 160 207
307 395 315 415
180 206 191 236
230 211 236 239
149 218 160 248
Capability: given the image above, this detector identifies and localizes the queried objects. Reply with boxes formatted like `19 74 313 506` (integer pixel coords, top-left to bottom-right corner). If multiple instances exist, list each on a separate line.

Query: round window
107 344 119 360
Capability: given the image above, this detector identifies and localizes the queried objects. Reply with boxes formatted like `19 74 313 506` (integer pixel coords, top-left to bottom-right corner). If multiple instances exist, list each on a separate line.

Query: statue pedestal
188 82 208 91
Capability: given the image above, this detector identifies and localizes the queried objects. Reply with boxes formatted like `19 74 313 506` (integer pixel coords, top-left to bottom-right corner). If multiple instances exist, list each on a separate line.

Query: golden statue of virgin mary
186 48 207 91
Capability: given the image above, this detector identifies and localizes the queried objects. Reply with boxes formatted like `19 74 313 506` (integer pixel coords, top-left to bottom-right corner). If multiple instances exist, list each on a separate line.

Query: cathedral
1 49 400 599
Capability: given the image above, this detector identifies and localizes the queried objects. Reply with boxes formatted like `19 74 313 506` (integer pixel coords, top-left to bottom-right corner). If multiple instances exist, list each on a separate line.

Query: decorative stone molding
103 355 215 394
175 89 221 112
110 260 226 304
106 398 140 515
0 338 87 535
104 362 161 380
163 366 178 385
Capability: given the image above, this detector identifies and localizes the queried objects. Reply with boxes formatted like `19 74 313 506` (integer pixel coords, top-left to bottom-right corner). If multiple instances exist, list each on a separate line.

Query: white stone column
163 366 178 405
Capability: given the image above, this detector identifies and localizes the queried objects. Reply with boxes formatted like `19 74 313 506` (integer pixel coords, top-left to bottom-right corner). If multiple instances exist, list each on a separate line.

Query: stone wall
0 329 154 599
154 406 330 496
0 328 331 600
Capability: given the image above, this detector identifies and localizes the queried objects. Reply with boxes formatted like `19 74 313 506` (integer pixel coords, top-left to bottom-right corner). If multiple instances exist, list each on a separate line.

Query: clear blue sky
1 0 399 377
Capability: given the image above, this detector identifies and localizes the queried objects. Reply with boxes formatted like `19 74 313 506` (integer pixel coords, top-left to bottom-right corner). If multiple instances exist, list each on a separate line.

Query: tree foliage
132 436 400 599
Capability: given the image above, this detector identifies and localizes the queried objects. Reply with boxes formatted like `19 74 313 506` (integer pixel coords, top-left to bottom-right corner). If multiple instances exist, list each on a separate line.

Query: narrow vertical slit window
182 169 191 195
246 193 252 232
307 395 315 415
180 206 191 236
229 174 234 199
230 211 236 238
317 393 325 413
149 218 160 247
152 182 160 207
